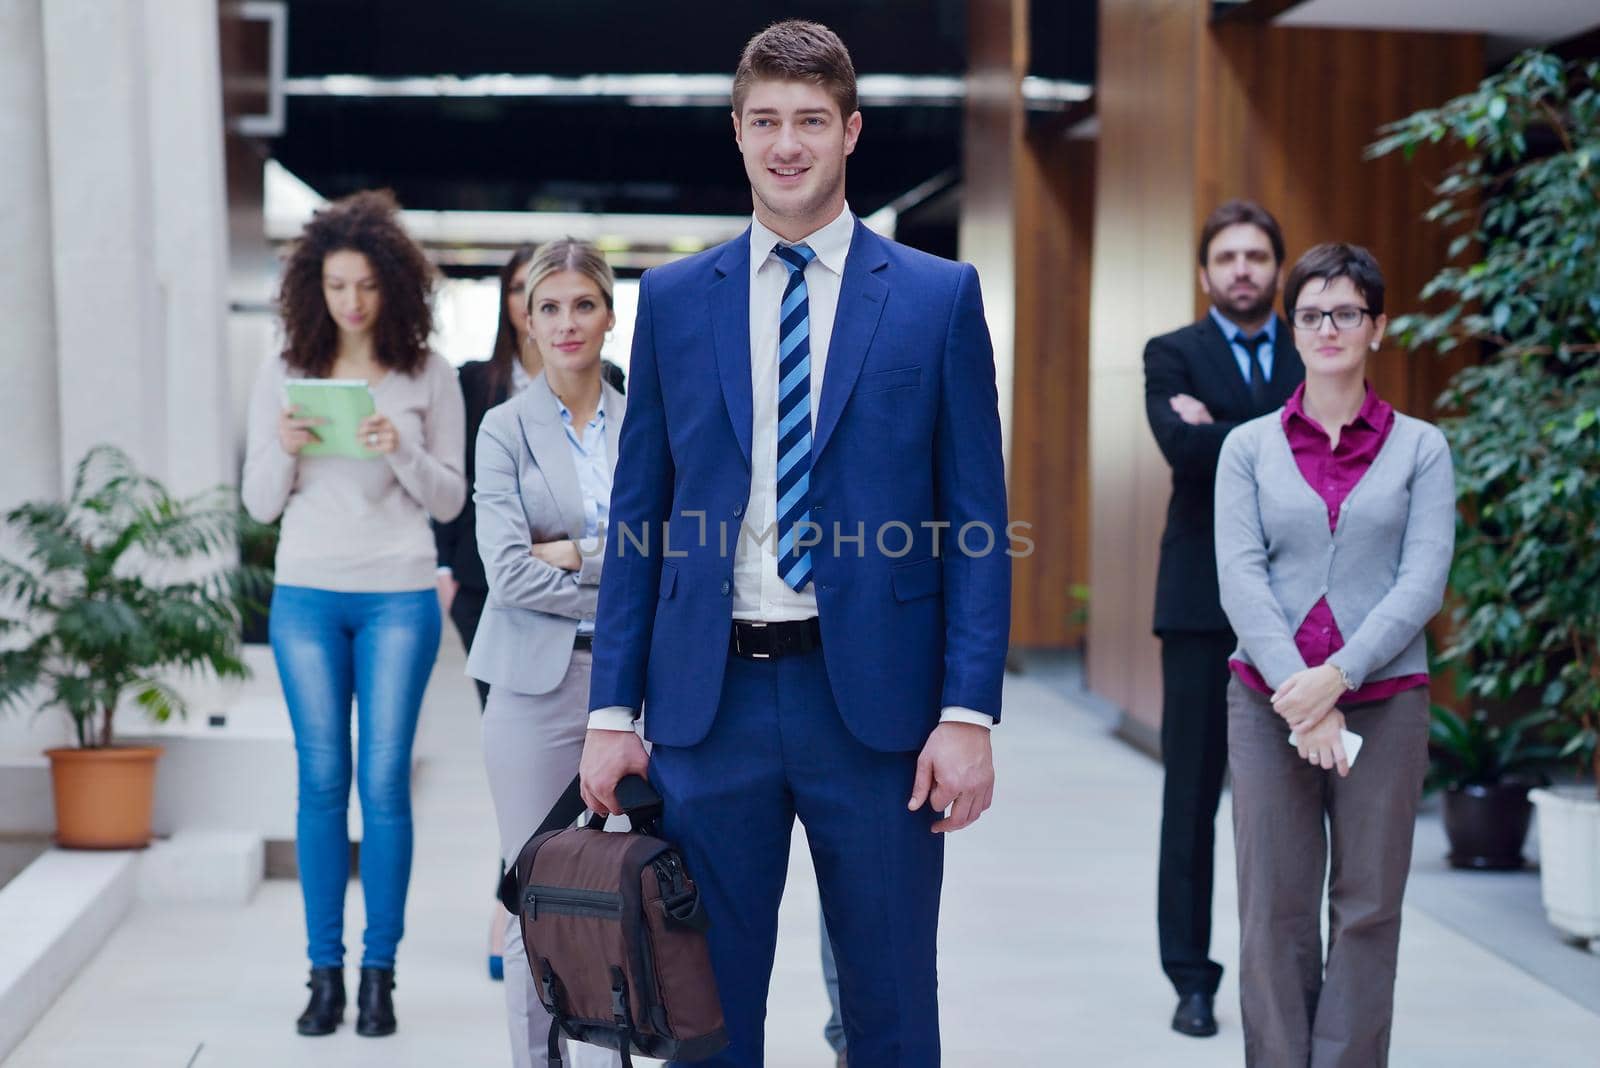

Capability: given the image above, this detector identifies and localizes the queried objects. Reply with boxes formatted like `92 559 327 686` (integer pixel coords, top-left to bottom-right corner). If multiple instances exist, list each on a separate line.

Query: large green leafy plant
0 446 264 747
1368 53 1600 793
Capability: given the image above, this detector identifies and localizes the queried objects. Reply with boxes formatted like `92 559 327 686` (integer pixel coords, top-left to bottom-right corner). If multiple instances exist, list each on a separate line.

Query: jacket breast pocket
855 366 921 396
659 563 678 600
890 557 943 603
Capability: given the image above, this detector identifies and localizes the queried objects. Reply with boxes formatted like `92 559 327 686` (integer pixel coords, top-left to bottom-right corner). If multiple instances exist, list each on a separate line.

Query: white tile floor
4 635 1597 1067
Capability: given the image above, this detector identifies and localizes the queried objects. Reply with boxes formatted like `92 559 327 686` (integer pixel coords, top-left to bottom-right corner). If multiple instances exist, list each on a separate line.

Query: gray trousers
1228 678 1429 1068
482 650 619 1068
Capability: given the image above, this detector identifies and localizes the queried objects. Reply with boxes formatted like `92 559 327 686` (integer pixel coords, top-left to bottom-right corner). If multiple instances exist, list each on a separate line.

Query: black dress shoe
295 967 345 1036
1171 992 1218 1037
356 967 397 1037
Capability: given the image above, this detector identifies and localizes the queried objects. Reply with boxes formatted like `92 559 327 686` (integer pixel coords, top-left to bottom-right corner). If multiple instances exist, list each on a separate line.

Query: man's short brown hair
1197 199 1285 267
732 20 858 118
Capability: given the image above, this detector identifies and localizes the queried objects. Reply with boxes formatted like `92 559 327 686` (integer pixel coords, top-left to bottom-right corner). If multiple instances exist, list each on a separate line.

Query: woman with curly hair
242 189 466 1039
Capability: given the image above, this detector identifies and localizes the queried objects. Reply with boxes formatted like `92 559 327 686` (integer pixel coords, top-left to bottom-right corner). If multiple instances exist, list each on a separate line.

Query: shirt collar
1282 380 1386 432
749 201 854 276
1209 305 1277 344
510 356 532 393
555 390 606 428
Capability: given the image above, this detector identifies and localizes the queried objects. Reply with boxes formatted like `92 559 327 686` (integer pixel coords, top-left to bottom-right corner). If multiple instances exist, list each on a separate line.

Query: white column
0 0 71 757
0 0 63 511
144 0 233 497
41 0 166 485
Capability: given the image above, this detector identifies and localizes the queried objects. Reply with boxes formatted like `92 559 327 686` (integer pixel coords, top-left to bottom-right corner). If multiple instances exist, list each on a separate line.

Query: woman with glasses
1214 243 1455 1067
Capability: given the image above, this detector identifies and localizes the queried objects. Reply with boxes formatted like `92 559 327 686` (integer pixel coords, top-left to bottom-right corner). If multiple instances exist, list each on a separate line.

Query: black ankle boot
355 967 397 1037
295 967 345 1036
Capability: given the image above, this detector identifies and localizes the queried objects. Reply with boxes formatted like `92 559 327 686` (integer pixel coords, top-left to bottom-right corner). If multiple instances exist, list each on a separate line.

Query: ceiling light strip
280 72 1091 109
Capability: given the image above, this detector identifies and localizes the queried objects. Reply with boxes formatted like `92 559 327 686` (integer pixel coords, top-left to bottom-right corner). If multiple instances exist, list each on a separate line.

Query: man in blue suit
580 20 1010 1067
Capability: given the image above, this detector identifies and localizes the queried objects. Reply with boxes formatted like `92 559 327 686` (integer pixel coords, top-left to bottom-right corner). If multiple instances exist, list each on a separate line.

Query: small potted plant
0 446 264 849
1427 705 1560 870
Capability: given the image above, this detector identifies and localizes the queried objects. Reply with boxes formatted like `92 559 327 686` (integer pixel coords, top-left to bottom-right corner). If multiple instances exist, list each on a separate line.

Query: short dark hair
1197 199 1285 267
1284 243 1387 318
732 20 858 118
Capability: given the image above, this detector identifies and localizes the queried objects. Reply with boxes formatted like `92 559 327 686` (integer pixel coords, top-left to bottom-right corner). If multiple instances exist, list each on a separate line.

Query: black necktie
1239 333 1268 408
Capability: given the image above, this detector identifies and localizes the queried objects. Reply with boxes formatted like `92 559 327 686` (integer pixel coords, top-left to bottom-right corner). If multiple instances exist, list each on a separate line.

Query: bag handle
535 774 662 838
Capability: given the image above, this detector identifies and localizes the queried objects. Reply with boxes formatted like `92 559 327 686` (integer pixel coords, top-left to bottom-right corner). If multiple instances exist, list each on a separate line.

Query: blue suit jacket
590 219 1011 752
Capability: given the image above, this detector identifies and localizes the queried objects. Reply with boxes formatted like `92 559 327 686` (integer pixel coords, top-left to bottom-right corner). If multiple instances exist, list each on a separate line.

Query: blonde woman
467 239 625 1068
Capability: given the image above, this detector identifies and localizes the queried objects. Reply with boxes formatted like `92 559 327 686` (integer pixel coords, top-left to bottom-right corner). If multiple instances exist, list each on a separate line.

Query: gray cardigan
1214 410 1455 691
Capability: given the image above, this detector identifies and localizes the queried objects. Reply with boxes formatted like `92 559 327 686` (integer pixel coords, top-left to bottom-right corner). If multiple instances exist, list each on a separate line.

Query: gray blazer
1214 410 1455 691
466 373 625 695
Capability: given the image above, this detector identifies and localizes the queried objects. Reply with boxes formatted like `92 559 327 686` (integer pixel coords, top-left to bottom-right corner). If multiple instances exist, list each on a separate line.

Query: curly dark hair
277 189 435 377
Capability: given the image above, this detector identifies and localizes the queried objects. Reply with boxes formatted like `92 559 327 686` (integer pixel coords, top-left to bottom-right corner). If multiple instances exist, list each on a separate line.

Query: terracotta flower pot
44 745 163 850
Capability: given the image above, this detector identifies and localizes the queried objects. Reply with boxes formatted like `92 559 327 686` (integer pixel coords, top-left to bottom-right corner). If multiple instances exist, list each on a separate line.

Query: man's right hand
579 727 650 815
1169 393 1215 425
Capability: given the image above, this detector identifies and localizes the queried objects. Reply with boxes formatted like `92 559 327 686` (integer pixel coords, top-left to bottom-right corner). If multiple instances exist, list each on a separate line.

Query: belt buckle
742 621 771 660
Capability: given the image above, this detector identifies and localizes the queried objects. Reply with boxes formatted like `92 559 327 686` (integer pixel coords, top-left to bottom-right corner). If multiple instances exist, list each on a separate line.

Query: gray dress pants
482 650 619 1068
1228 678 1430 1068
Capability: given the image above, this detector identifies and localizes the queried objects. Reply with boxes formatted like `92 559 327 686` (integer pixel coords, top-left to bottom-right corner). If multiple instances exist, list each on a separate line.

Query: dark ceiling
270 1 1096 227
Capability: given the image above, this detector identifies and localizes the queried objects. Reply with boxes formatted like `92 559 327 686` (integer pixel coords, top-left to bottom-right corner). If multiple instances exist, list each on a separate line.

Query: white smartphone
1286 727 1364 768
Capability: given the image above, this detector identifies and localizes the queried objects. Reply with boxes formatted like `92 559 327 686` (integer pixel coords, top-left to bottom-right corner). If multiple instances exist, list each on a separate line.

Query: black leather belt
573 633 593 651
729 618 822 660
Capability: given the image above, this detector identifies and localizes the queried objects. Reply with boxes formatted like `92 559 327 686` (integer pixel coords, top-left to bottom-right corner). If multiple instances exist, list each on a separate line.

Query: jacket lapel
1268 316 1304 406
813 219 888 461
516 375 587 541
601 381 626 477
710 232 754 471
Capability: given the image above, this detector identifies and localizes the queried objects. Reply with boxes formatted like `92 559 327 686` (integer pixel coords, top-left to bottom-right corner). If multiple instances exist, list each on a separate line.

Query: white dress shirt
589 204 992 731
554 393 609 637
733 204 854 621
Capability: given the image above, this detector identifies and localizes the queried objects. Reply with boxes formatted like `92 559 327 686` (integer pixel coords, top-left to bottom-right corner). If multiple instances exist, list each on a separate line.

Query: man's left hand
908 722 995 833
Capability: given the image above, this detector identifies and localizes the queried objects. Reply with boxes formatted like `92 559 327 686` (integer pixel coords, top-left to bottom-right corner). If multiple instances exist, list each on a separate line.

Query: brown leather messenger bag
498 774 727 1066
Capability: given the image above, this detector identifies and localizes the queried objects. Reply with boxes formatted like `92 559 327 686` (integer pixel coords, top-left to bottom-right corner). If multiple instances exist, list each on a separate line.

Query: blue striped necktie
773 242 817 591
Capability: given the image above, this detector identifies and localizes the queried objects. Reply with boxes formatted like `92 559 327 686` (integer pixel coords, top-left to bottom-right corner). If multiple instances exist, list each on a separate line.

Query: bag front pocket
524 884 623 920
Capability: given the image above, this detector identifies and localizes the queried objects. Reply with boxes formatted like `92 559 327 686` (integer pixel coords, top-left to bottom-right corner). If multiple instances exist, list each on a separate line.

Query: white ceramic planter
1529 786 1600 943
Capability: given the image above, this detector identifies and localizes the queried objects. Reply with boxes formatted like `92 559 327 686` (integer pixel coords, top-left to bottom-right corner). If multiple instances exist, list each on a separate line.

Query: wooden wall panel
1087 0 1205 725
1009 134 1094 646
1197 25 1481 418
959 0 1024 463
1087 0 1482 730
962 0 1097 650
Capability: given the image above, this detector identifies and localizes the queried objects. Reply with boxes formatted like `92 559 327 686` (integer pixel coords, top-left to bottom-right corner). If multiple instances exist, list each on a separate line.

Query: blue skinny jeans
268 584 440 970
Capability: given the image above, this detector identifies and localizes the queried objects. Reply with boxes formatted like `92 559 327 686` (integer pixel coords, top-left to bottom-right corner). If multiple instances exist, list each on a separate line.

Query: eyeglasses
1292 306 1372 332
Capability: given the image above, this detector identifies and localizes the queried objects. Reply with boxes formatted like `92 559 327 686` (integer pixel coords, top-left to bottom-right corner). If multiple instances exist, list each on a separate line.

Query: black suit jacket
1144 314 1303 633
433 357 625 593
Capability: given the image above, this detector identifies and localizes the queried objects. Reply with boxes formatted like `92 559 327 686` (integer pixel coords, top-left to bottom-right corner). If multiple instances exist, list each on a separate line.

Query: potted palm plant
0 445 262 849
1427 705 1560 870
1369 52 1600 942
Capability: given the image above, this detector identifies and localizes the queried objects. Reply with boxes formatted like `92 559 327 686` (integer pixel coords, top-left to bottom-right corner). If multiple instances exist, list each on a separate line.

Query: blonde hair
523 238 615 318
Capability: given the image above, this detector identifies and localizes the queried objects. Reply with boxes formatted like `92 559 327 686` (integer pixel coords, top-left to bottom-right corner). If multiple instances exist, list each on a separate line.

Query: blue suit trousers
651 648 944 1067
